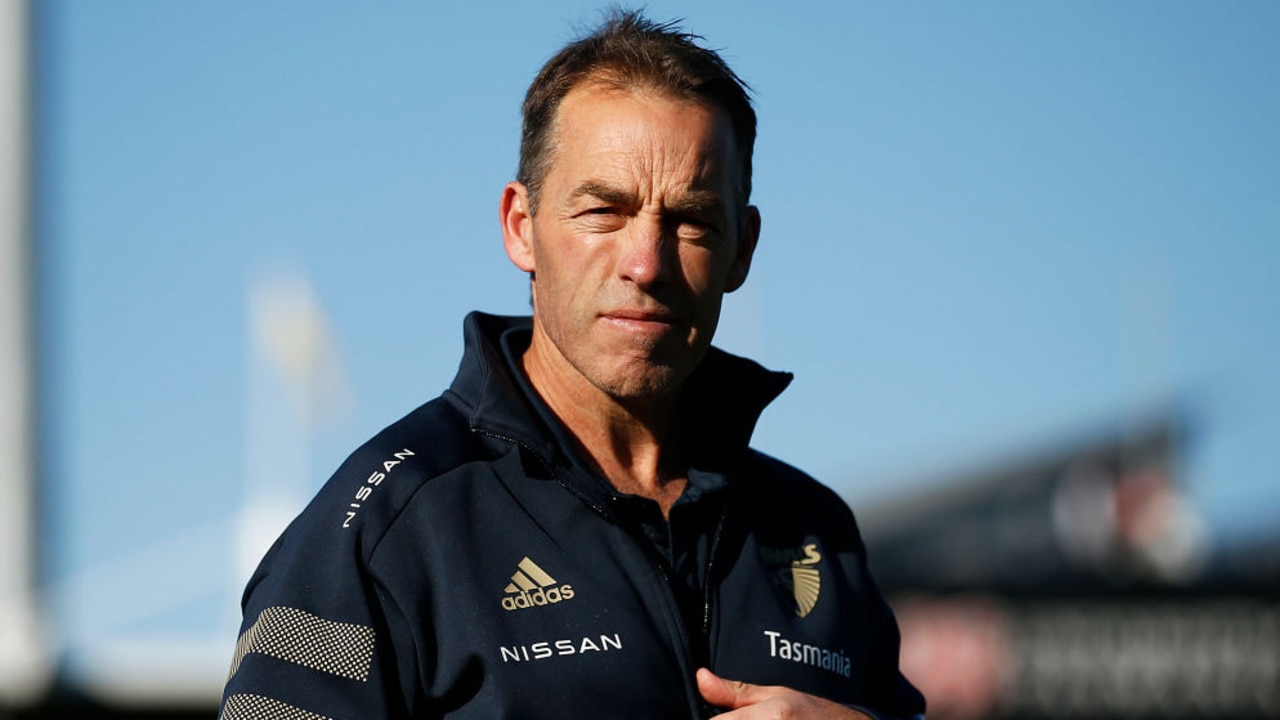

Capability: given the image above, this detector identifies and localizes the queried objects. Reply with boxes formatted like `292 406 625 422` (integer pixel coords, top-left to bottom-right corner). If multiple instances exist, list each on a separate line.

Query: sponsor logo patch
763 629 851 678
499 633 623 663
760 542 823 618
501 557 575 611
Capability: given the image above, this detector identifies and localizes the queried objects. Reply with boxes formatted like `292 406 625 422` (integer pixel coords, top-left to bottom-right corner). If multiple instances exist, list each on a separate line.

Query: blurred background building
862 412 1280 719
2 1 1277 718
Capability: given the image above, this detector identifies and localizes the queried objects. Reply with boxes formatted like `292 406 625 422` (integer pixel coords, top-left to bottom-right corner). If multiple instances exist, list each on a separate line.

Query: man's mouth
600 308 680 333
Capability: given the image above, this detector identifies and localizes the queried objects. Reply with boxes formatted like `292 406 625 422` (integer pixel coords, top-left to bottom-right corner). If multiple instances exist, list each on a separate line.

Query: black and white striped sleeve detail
220 693 336 720
226 606 376 683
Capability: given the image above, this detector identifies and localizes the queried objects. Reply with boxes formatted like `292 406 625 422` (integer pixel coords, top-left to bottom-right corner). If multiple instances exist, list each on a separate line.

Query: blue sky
35 0 1279 698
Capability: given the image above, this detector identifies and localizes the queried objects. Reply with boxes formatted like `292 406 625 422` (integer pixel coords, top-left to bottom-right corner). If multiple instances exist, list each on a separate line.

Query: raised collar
447 311 793 476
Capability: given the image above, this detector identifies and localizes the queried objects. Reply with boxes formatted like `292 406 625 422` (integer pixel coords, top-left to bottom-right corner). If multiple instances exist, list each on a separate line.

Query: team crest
760 543 823 618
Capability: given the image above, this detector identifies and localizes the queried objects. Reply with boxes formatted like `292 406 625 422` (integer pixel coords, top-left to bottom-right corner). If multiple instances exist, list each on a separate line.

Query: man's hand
696 668 875 719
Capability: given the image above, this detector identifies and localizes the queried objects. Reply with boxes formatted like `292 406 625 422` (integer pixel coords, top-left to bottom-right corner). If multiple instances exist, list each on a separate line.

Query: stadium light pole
0 0 54 707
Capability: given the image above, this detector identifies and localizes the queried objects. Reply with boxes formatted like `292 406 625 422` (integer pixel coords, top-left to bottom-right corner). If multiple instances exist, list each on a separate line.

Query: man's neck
521 331 689 516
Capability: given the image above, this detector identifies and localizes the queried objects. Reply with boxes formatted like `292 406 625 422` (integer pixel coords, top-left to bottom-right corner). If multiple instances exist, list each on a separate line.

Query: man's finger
697 667 769 709
697 669 877 719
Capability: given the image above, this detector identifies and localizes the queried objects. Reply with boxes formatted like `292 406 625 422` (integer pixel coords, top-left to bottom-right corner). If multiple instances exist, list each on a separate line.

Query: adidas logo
501 557 576 611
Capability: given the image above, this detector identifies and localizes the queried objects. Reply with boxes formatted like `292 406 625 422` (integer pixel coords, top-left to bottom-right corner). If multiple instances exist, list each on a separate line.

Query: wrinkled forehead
546 80 743 197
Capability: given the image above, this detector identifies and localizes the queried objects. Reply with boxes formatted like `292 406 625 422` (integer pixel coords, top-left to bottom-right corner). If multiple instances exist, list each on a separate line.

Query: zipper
475 427 704 718
614 496 704 719
702 509 727 639
649 544 706 720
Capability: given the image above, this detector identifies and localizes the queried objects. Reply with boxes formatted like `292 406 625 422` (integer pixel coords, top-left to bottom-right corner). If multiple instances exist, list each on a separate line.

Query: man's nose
617 217 675 288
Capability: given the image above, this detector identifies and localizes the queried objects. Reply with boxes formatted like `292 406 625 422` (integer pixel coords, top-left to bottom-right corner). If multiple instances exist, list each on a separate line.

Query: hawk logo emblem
761 543 823 618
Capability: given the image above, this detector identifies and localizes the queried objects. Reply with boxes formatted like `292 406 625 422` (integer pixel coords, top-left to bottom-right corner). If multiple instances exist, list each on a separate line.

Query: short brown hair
517 9 756 213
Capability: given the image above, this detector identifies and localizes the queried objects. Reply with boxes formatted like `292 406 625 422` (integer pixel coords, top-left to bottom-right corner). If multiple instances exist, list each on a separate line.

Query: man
221 11 924 720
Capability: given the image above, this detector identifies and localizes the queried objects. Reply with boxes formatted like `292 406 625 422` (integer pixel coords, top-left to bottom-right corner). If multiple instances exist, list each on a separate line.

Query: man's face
502 83 759 404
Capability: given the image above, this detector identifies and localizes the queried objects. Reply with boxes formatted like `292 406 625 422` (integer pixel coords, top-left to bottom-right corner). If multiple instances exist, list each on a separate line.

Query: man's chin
605 371 676 401
597 357 698 405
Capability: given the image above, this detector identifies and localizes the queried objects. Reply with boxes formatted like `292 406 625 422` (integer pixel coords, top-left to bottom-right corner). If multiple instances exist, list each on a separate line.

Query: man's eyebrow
569 181 726 217
568 180 727 211
667 190 725 217
568 181 635 207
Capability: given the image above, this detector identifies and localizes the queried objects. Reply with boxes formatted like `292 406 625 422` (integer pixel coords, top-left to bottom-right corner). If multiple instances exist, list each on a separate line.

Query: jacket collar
448 311 793 476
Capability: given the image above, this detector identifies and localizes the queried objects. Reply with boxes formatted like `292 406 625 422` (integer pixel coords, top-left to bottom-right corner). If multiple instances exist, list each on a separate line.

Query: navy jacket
220 312 924 720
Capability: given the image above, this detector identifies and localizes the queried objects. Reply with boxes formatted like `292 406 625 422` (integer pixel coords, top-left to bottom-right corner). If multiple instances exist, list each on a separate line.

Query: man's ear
501 181 536 273
725 204 760 293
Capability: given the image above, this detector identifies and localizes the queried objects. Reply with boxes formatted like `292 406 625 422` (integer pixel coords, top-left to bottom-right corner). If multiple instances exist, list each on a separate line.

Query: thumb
696 668 757 709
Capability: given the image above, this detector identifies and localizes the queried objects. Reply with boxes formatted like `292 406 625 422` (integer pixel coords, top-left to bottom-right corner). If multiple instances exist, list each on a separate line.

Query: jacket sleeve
217 423 448 720
219 397 486 719
218 502 426 720
844 512 927 720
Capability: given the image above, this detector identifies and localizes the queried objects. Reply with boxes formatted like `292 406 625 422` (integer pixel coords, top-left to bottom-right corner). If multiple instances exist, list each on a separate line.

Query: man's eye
577 207 626 231
675 219 715 241
578 207 623 222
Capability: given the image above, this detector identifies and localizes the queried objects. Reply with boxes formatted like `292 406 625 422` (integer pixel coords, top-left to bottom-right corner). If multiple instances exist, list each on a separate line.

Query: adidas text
501 557 575 611
501 584 575 611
